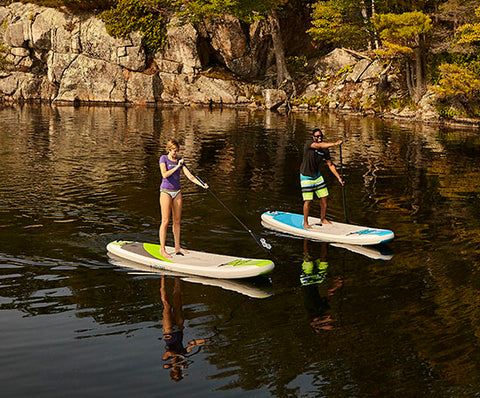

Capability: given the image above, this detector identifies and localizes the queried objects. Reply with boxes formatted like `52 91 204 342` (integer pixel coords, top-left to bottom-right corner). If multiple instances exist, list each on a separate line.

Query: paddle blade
259 237 272 251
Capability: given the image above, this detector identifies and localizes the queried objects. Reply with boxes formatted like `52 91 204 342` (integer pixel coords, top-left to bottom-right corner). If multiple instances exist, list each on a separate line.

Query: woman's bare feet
321 219 332 225
303 223 313 229
175 248 189 255
161 250 172 259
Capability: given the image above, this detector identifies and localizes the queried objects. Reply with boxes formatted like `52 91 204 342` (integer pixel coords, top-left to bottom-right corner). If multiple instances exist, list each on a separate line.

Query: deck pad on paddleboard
106 241 274 279
261 211 394 245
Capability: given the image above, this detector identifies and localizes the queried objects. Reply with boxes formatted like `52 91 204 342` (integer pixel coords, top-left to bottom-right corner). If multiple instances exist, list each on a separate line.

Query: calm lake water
1 104 479 397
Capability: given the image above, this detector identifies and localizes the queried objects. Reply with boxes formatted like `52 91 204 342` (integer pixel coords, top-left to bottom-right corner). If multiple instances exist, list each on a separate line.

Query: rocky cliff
0 2 269 106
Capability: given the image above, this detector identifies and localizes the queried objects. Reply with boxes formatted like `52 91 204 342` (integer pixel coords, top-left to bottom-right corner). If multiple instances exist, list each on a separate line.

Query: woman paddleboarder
159 139 207 258
300 129 343 228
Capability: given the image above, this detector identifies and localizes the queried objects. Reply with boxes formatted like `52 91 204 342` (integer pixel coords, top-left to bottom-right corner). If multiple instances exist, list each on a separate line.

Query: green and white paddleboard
106 241 274 279
108 254 273 298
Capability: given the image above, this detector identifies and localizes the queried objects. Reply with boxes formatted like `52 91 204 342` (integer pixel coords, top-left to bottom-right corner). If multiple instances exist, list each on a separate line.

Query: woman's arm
183 166 209 189
160 158 183 179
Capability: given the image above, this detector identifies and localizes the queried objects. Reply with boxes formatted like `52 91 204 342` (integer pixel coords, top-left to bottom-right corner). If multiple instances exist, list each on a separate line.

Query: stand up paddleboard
108 254 273 298
261 211 394 245
106 241 274 279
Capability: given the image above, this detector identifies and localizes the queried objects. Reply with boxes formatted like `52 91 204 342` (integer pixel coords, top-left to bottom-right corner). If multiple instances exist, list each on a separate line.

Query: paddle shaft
183 163 273 254
339 144 349 223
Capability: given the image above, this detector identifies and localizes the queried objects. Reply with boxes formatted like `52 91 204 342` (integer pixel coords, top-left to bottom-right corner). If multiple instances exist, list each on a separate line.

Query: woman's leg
159 192 173 257
171 193 188 253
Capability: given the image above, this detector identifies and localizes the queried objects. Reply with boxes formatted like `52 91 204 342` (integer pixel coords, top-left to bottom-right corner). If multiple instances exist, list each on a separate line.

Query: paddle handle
339 144 348 223
183 162 208 189
182 163 273 254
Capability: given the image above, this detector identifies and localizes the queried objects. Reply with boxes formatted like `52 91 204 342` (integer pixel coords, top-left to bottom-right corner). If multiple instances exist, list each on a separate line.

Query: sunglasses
313 134 323 138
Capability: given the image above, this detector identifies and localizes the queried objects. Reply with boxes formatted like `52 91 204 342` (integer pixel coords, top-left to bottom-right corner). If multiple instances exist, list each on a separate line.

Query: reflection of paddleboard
108 254 273 298
330 243 394 260
261 211 394 245
106 241 274 279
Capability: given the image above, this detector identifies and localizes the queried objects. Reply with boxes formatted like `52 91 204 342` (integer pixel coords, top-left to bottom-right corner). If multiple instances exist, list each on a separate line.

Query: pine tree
373 11 433 103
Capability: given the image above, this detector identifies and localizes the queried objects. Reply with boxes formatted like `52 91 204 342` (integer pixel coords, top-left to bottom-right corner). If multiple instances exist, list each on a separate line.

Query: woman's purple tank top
160 155 182 190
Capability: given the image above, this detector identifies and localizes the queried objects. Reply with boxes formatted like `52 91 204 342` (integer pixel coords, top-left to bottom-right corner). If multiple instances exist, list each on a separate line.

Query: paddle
339 144 349 223
182 163 273 255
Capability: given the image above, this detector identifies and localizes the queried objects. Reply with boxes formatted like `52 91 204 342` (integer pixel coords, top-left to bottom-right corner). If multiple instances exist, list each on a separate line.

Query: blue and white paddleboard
106 241 274 279
261 211 394 245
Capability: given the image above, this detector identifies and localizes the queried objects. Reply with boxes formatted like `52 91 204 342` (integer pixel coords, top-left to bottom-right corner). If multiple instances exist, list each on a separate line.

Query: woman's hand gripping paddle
183 163 273 255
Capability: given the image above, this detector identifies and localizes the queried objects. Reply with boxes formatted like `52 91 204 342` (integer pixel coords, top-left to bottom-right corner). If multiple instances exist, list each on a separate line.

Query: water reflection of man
301 240 343 333
161 276 210 381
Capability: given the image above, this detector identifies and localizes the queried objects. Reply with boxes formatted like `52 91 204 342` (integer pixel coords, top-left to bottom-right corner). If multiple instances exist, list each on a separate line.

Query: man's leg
303 200 312 229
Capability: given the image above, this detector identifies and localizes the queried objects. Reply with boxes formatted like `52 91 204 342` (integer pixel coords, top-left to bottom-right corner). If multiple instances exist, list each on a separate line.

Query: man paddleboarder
300 128 344 228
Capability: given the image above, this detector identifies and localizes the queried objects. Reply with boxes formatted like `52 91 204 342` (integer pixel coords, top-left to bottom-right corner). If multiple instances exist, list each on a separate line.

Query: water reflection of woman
161 276 210 381
301 240 343 333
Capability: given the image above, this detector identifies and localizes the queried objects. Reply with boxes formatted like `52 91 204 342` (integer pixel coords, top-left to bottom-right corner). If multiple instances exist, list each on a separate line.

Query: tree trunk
412 37 427 103
267 10 291 87
406 60 415 100
360 0 372 50
371 0 380 49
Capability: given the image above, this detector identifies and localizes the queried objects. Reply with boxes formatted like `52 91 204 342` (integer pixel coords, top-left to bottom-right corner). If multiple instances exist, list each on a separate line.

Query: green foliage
372 11 433 59
456 7 480 45
435 103 458 119
100 0 173 53
307 0 369 48
292 95 328 108
428 52 477 83
337 64 353 76
432 63 480 99
430 8 480 114
286 55 307 70
0 42 11 71
174 0 280 23
202 65 235 80
366 90 413 113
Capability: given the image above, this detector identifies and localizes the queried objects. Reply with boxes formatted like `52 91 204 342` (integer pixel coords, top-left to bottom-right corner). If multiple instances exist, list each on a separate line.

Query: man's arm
326 159 344 185
310 139 342 149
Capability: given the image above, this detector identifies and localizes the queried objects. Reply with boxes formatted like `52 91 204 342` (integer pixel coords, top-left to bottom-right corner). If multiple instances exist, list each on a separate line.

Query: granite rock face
0 2 451 124
0 3 265 105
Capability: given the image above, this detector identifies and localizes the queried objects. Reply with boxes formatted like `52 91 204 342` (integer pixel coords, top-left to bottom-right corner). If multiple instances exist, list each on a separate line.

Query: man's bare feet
321 219 332 225
175 248 189 255
303 223 313 229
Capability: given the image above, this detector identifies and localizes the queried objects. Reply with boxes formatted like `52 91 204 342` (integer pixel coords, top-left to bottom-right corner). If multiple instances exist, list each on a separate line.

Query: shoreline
1 99 479 130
